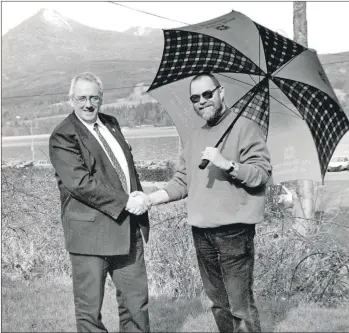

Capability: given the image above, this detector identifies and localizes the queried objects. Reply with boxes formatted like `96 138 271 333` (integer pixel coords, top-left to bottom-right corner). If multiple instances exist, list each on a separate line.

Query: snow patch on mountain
42 9 72 32
124 26 156 36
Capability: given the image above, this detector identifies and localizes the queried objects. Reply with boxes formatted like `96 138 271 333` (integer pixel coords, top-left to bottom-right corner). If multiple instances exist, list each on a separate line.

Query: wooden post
293 2 315 234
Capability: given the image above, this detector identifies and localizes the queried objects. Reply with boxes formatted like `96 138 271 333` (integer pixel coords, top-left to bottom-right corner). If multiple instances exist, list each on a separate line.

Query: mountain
318 52 349 113
3 8 163 70
319 52 349 92
2 8 349 129
2 9 163 97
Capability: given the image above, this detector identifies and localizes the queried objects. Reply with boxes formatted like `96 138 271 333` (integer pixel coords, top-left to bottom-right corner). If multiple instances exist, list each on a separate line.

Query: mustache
82 107 95 111
199 103 214 110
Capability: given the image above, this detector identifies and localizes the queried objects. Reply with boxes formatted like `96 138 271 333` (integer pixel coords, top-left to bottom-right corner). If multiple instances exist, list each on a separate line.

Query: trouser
69 226 149 332
192 223 261 333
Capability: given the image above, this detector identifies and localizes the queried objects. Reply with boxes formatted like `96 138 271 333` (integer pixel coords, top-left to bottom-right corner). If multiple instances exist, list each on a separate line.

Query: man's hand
126 191 152 215
201 147 230 170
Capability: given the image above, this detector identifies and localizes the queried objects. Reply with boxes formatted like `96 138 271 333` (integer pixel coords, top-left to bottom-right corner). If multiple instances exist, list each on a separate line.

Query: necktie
93 123 128 192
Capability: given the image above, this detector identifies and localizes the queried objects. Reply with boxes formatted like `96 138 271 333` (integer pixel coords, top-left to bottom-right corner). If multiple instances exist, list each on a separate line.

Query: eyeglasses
73 95 101 105
190 85 221 103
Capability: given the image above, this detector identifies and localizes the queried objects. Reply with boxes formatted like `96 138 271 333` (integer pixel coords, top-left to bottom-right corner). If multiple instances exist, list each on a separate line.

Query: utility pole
293 2 315 235
293 2 308 47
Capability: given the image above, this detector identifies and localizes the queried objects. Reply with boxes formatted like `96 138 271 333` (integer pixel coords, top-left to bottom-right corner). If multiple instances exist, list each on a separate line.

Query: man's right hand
126 191 151 215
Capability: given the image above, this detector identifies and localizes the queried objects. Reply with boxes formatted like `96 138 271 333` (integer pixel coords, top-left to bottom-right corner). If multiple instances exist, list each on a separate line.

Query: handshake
126 191 152 215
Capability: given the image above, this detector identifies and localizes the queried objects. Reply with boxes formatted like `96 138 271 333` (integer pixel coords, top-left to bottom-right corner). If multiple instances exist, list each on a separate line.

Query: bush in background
144 200 203 298
2 165 349 308
1 167 69 280
135 160 176 182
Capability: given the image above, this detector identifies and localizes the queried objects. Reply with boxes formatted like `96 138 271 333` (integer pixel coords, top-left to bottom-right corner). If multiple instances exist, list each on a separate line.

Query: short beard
206 105 224 126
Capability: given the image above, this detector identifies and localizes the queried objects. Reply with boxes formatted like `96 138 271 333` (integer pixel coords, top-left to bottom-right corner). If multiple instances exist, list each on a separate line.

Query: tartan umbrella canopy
147 10 349 184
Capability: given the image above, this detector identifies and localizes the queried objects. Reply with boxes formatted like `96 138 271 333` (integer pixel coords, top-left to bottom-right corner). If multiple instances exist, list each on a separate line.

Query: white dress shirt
76 114 131 194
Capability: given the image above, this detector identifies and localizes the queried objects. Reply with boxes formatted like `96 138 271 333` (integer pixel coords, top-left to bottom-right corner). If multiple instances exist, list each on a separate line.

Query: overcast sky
2 1 349 54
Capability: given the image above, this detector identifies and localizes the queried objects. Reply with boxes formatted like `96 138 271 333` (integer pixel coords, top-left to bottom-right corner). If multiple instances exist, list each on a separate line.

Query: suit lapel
69 112 104 160
69 112 127 191
69 112 137 192
99 113 138 192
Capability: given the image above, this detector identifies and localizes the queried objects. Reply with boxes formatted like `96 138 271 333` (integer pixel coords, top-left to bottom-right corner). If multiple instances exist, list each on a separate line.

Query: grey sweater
164 110 272 228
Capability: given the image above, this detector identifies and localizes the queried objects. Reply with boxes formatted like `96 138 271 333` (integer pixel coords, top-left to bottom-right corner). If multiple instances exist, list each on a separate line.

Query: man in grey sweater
132 73 272 332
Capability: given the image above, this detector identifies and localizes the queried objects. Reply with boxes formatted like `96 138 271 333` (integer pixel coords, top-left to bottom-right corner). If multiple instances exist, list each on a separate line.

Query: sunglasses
190 85 221 103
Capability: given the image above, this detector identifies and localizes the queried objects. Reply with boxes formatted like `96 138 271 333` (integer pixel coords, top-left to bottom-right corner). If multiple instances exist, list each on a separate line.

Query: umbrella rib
217 74 256 87
272 51 306 77
269 95 304 120
216 81 264 147
259 34 261 83
249 75 258 85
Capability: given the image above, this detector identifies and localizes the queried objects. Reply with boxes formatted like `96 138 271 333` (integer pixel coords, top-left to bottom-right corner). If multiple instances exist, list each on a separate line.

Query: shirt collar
75 111 104 130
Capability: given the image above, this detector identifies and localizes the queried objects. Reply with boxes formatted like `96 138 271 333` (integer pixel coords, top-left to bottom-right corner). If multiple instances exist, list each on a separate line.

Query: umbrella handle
198 159 210 169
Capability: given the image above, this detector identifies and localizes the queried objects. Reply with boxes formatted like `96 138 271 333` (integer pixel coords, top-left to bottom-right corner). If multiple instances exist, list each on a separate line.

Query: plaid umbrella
147 10 349 184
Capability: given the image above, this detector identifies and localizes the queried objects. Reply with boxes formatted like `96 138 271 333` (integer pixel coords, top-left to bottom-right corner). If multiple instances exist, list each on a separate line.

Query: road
2 126 348 150
324 169 349 181
2 127 348 181
1 127 179 148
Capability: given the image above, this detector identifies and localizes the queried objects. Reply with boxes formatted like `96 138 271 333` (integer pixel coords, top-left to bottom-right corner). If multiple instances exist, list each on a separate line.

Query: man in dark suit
49 72 151 332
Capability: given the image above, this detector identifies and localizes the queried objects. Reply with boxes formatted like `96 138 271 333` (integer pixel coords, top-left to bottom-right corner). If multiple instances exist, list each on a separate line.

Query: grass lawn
1 275 218 332
274 302 349 332
2 275 349 332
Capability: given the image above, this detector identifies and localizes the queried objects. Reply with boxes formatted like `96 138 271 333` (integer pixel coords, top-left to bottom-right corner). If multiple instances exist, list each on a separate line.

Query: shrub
1 167 70 280
1 166 348 307
255 210 349 306
135 160 176 182
144 201 204 298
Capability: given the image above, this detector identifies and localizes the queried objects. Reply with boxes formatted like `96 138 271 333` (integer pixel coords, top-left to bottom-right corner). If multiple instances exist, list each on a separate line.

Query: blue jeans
192 223 261 333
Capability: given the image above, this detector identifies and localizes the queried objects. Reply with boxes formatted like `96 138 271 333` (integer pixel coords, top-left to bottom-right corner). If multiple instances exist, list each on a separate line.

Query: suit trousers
192 223 261 333
69 224 149 332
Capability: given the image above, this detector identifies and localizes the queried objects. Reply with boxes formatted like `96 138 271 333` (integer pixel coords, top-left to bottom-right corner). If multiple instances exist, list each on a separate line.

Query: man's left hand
201 147 230 170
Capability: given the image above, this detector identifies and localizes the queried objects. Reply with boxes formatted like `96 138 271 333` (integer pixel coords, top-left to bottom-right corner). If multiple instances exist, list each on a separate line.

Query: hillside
2 8 349 135
318 52 349 111
2 9 163 104
2 9 163 76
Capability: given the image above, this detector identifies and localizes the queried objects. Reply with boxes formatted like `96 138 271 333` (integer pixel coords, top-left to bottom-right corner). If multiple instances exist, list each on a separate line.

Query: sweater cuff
231 162 251 183
228 162 240 178
163 182 186 201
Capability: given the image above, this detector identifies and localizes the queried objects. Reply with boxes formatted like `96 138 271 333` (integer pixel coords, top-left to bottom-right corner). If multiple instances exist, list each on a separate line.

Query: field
2 127 349 332
2 163 349 332
3 275 348 332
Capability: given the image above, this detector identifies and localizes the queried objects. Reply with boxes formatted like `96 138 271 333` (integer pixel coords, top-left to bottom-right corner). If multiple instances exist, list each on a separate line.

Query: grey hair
190 72 221 93
68 72 104 98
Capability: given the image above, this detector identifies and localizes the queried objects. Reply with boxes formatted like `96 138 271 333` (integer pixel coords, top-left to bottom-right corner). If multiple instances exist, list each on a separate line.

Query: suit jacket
49 111 149 256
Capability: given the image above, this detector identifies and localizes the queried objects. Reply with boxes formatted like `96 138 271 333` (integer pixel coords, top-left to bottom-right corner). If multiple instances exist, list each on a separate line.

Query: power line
2 84 153 99
108 1 349 66
108 1 189 26
2 92 68 99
